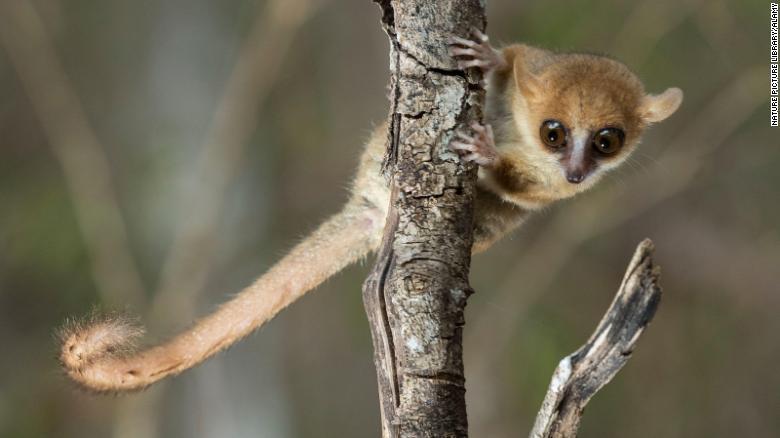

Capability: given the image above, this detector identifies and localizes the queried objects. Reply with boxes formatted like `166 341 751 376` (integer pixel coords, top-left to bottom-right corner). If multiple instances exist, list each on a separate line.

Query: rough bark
530 239 663 438
362 1 486 436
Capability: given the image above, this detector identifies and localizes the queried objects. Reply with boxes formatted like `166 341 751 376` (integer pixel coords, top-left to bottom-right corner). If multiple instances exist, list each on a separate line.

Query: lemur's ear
513 56 542 98
640 87 683 124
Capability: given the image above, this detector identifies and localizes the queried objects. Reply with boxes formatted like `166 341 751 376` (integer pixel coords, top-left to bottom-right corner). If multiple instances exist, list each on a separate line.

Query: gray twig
0 0 147 309
530 239 662 438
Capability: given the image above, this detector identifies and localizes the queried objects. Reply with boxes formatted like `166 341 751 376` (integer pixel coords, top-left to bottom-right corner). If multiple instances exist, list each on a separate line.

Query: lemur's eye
540 120 567 149
592 128 625 155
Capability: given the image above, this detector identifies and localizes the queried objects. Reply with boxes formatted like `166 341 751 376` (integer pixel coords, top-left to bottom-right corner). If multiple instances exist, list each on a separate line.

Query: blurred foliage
0 0 777 437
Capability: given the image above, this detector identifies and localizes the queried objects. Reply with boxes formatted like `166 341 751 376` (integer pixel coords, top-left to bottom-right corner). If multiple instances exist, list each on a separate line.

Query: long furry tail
58 204 381 392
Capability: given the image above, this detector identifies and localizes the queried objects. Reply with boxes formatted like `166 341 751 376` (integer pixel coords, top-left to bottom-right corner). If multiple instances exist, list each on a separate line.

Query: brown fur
59 39 682 392
520 51 645 145
491 157 534 194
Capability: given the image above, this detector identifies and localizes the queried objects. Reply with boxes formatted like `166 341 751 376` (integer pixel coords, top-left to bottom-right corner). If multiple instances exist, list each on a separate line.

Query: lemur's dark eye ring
592 128 625 155
540 120 567 149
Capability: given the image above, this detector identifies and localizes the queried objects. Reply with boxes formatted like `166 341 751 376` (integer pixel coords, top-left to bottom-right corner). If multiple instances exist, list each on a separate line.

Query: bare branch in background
112 2 318 437
0 0 146 309
530 239 662 438
149 0 318 328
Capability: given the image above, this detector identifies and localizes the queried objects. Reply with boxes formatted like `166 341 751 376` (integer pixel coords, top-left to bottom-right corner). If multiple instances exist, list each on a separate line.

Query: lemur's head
513 52 682 195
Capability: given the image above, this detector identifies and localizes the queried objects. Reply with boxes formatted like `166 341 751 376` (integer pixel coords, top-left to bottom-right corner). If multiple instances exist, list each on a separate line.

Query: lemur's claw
470 27 489 43
449 123 498 167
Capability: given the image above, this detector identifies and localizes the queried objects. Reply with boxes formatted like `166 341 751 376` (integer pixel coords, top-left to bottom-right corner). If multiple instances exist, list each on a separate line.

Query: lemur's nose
566 171 585 184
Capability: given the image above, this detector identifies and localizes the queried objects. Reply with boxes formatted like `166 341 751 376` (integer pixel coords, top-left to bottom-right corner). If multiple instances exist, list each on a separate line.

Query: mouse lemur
59 30 682 392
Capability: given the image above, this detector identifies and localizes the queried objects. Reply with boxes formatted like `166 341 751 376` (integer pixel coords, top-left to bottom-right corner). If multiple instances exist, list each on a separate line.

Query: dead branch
0 0 146 309
530 239 662 438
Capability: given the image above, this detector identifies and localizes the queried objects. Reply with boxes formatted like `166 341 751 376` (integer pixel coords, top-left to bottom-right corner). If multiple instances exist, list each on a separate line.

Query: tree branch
0 0 147 309
363 1 485 436
149 0 318 329
530 239 662 438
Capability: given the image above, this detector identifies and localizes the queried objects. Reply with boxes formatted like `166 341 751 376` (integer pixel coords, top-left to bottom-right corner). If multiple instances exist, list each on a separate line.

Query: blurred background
0 0 776 437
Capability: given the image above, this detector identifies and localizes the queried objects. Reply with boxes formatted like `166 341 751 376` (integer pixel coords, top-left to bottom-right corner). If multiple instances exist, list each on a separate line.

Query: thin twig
110 2 317 437
529 239 662 438
0 0 146 309
148 0 318 328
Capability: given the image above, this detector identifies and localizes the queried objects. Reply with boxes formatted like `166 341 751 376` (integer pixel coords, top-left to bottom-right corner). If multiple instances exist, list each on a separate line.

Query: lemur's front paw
449 122 499 167
449 28 507 74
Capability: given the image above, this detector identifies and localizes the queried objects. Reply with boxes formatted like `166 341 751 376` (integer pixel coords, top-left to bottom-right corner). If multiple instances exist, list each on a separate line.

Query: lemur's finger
456 131 475 142
463 153 492 166
449 47 478 57
471 122 486 133
458 59 489 69
449 36 478 48
450 141 478 153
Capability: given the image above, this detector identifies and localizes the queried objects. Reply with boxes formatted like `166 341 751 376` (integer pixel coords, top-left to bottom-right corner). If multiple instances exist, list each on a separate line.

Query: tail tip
56 311 143 372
